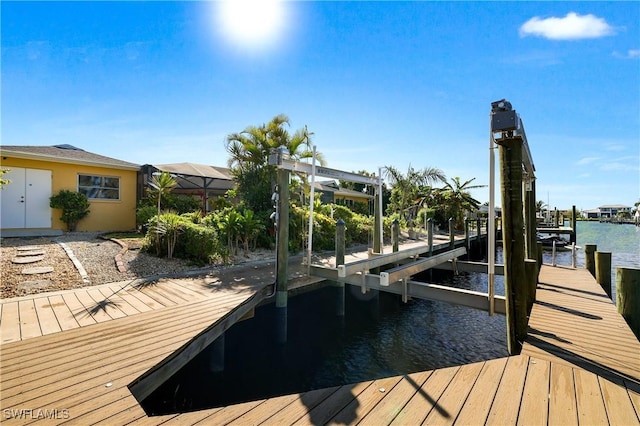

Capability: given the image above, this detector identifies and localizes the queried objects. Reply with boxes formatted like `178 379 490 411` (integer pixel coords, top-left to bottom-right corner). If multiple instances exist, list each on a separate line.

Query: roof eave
1 149 140 171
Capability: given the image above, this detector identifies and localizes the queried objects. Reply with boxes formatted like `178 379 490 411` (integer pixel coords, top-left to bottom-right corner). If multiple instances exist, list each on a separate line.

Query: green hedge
143 214 226 265
175 221 225 265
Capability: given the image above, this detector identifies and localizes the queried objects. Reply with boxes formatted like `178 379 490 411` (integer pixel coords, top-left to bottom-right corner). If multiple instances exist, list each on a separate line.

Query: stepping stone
17 246 41 251
11 255 45 264
16 250 46 257
18 280 52 291
21 266 54 275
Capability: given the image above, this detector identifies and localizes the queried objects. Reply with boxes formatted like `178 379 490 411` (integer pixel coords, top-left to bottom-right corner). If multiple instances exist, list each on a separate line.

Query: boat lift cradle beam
379 247 467 286
309 263 506 315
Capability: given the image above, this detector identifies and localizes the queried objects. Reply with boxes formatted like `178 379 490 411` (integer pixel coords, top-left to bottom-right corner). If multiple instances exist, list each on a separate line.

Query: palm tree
149 172 177 215
440 176 485 229
147 172 177 255
536 200 547 214
383 165 445 229
225 114 323 212
238 209 265 257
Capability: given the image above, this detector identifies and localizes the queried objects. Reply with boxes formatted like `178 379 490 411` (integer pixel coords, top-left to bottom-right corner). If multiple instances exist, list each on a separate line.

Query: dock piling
275 168 289 342
584 244 597 278
336 219 346 267
391 219 399 253
497 135 528 355
449 217 455 248
525 259 537 314
427 218 433 256
616 267 640 339
335 219 346 316
595 251 612 299
570 205 577 244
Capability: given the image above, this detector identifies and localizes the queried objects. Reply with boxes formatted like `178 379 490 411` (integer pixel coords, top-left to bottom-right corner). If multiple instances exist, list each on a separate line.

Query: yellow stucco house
1 145 139 236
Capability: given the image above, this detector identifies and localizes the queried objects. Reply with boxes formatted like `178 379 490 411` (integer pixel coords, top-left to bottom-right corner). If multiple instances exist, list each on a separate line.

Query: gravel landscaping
0 232 274 299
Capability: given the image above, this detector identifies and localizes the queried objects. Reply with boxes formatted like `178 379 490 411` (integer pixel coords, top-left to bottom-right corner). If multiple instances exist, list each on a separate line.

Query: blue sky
2 1 639 211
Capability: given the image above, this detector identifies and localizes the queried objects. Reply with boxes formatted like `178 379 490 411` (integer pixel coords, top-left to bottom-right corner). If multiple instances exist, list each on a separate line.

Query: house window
78 174 120 200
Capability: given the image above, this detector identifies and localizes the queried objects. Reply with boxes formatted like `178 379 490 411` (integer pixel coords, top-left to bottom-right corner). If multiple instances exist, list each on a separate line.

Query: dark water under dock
142 267 508 415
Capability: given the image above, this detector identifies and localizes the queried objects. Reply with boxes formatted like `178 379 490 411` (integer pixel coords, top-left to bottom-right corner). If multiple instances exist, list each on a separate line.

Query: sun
216 0 286 50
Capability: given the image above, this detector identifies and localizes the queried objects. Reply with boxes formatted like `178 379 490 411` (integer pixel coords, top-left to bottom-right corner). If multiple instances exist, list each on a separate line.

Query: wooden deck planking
20 293 261 424
134 284 181 308
290 382 371 425
327 376 404 424
358 371 432 425
524 267 640 387
32 296 62 335
599 376 640 425
149 280 201 304
630 388 640 419
389 365 460 425
574 368 609 425
422 361 485 425
192 399 267 425
0 300 21 343
73 290 113 323
517 357 550 425
17 299 41 340
485 354 529 425
230 394 301 425
105 285 154 313
86 287 129 320
99 287 141 316
161 278 213 299
260 386 342 425
118 285 168 311
61 292 98 327
2 262 640 425
548 362 578 425
1 293 253 392
453 356 508 425
1 293 252 374
46 294 82 331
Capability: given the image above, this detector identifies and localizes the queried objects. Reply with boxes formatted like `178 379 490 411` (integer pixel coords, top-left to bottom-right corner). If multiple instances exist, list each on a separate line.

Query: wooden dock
1 260 638 423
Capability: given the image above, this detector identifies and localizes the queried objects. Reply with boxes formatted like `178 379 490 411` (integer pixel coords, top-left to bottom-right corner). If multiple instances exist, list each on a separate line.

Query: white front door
0 167 52 229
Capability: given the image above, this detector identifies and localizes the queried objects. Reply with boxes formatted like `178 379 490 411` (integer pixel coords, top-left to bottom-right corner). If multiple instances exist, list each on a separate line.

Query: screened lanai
139 163 234 213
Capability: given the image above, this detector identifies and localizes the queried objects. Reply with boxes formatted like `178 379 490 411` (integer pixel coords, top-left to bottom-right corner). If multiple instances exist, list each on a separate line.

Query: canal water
142 268 508 415
546 221 640 302
142 221 638 415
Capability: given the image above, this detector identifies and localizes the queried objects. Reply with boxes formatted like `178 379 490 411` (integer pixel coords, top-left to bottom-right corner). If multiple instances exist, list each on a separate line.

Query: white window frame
78 174 121 200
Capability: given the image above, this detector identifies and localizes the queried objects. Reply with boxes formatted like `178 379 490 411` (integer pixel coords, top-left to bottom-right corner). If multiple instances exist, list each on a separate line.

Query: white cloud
598 156 639 172
576 156 600 166
613 49 640 59
605 144 626 152
519 12 615 40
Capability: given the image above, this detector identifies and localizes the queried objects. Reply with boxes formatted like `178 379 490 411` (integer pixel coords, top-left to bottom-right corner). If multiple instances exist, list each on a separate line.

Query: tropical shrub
181 211 203 224
49 190 90 231
136 205 157 229
175 221 225 265
143 213 225 264
149 212 184 258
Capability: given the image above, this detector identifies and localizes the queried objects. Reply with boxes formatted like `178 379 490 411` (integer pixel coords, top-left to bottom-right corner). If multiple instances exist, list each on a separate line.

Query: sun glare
216 0 286 51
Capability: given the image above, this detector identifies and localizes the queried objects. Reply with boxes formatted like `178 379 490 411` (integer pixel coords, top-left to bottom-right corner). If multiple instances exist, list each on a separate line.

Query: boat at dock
536 234 572 250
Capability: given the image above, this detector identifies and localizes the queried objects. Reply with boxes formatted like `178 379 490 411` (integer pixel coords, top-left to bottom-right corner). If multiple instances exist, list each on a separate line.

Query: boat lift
488 99 536 316
269 147 384 269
